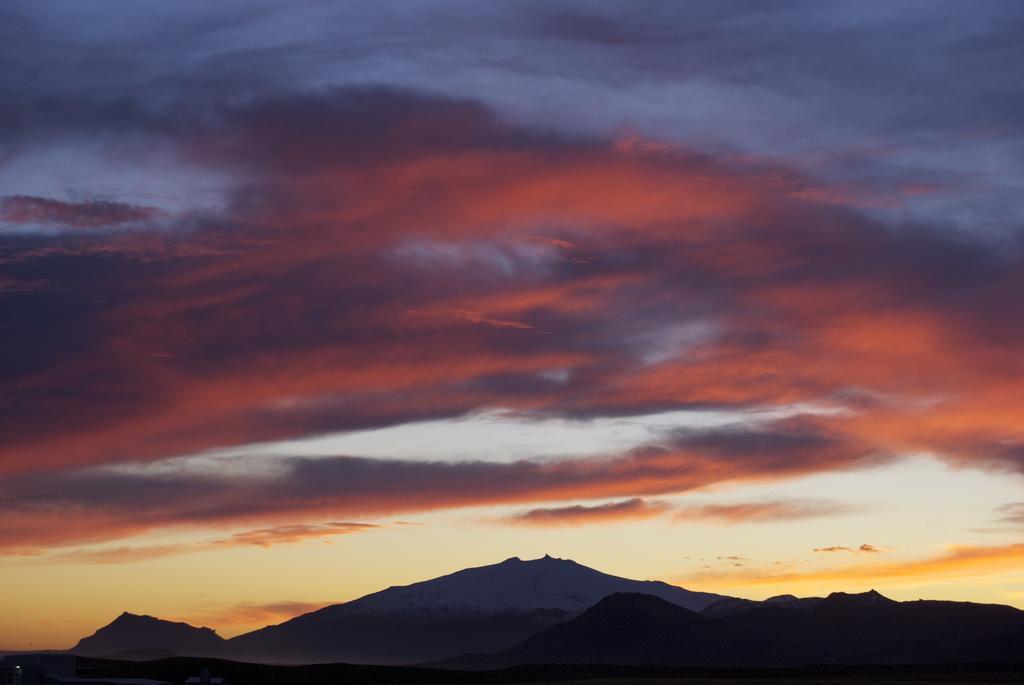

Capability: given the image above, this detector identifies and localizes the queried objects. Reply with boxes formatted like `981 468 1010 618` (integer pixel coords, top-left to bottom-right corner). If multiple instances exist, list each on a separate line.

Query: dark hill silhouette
436 592 801 669
225 555 725 664
103 647 179 661
716 589 1024 665
446 589 1024 669
73 613 224 658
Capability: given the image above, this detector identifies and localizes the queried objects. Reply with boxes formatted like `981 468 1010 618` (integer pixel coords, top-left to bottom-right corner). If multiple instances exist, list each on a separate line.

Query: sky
2 0 1024 650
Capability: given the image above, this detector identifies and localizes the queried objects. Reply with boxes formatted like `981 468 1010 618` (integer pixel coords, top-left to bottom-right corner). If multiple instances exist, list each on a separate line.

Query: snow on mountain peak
343 555 722 615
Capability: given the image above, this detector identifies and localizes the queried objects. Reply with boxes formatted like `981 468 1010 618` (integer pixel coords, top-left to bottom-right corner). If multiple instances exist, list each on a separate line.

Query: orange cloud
682 542 1024 591
221 522 378 548
175 601 327 632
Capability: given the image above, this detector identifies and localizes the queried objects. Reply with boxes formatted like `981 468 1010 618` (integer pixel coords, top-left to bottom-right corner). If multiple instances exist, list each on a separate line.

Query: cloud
408 307 538 331
0 85 1023 557
0 415 881 554
0 86 1018 483
40 521 380 564
814 543 881 554
505 498 670 526
1 195 162 230
51 545 196 565
676 499 858 525
995 502 1024 525
221 522 377 548
683 542 1024 590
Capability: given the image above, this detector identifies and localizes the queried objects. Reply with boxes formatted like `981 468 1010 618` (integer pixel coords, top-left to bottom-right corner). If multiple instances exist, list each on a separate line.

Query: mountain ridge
67 557 1024 668
70 555 728 665
442 589 1024 669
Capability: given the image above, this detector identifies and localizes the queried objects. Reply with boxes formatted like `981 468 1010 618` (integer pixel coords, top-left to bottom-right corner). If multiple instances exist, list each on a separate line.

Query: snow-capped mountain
225 554 727 663
344 554 723 615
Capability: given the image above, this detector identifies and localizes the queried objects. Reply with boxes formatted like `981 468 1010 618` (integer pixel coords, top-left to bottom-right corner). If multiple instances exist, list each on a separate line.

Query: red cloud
1 88 1023 554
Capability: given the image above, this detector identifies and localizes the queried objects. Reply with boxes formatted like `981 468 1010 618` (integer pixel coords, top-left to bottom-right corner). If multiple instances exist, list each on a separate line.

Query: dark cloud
1 195 162 229
666 418 874 473
4 2 1023 180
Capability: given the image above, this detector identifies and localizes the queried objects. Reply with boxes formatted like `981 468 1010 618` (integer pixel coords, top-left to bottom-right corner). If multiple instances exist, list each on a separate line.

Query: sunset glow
2 0 1024 653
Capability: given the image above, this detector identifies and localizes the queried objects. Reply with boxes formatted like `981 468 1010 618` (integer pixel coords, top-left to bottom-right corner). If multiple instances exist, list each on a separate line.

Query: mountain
447 589 1024 669
437 592 797 669
73 613 225 658
226 555 727 664
76 558 1024 669
341 554 721 614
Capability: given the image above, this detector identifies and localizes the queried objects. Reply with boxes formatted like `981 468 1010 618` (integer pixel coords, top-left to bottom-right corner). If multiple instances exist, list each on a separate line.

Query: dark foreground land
78 656 1024 685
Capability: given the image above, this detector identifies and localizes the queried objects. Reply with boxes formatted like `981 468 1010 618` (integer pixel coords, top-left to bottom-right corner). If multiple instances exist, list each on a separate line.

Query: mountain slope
226 555 727 664
73 613 225 658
